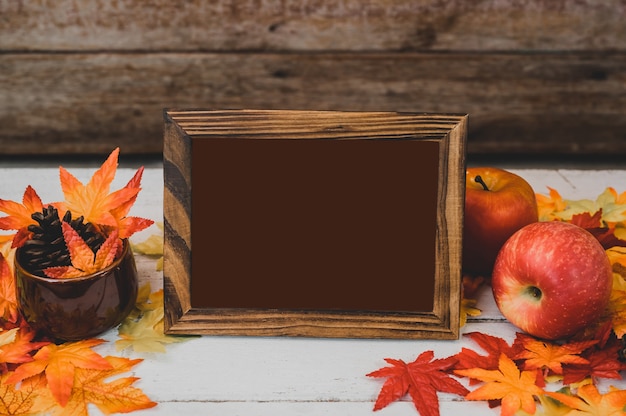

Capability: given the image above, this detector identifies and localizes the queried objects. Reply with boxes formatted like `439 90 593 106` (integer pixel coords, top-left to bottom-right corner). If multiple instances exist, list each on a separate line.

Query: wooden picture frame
163 109 467 339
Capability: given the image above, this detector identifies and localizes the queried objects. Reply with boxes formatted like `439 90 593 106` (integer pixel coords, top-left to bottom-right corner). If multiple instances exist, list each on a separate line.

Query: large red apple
463 167 539 276
492 221 613 340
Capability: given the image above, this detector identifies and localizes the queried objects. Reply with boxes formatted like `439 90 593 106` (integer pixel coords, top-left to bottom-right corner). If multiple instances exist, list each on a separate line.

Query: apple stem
474 175 489 191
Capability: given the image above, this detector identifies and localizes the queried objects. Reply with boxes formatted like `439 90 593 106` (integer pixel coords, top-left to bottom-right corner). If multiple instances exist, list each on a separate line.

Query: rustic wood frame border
163 109 467 339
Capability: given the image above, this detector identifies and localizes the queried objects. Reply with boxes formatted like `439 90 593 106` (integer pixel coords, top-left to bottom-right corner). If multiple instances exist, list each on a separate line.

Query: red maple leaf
562 339 626 384
570 210 626 249
367 351 469 416
454 332 525 373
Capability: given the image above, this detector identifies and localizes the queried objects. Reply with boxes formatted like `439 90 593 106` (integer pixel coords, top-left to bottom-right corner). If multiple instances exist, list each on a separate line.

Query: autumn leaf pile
368 187 626 415
0 149 183 414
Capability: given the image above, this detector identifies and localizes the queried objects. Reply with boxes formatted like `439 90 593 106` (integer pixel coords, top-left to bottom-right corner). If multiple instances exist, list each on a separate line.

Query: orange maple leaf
516 336 597 375
536 187 567 222
546 384 626 415
54 148 143 230
108 166 154 238
608 289 626 339
0 186 44 248
37 355 157 416
0 251 19 324
0 372 52 415
0 327 49 369
607 247 626 269
6 338 112 407
43 222 121 279
455 353 544 416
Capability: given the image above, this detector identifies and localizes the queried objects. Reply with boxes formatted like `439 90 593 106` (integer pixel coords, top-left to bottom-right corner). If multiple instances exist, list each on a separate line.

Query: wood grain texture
1 52 624 155
2 0 625 52
163 109 466 339
163 113 192 331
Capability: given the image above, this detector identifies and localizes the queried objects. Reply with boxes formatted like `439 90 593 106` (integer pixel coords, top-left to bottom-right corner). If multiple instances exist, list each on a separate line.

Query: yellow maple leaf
39 356 157 416
6 339 112 407
0 372 53 416
594 187 626 225
516 393 573 416
116 308 186 353
536 187 626 227
131 222 164 271
546 384 626 416
456 354 544 416
116 288 191 353
460 298 482 327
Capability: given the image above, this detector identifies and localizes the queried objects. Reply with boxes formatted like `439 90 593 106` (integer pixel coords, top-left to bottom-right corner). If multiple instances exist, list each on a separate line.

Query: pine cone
18 206 106 277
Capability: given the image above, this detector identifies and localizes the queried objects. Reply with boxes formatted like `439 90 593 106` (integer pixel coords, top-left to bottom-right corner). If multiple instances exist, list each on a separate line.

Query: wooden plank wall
1 0 625 157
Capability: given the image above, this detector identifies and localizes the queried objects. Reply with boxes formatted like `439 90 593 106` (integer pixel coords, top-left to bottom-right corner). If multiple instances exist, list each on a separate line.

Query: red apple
463 167 538 276
492 221 613 340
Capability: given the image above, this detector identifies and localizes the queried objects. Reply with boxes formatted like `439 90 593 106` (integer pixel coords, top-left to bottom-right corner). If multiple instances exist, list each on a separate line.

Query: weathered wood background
1 0 625 156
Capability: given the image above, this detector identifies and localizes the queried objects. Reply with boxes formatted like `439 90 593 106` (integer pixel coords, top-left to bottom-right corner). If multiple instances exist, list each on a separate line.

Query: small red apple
491 221 613 340
463 167 539 276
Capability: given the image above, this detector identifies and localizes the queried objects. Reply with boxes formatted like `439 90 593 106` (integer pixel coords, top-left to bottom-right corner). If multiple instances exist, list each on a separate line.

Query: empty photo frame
163 109 467 339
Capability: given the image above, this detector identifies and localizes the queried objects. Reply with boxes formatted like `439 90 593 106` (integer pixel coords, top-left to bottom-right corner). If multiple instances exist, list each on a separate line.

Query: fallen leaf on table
608 289 626 339
131 222 163 271
453 332 524 374
367 351 469 416
135 287 165 313
516 392 574 416
6 339 112 407
0 251 18 324
570 210 626 249
455 354 544 416
515 335 597 376
460 298 482 327
0 327 49 370
131 224 163 257
116 309 183 353
592 188 626 225
546 384 626 416
0 372 52 416
536 187 567 222
562 340 626 385
536 187 626 229
38 355 157 416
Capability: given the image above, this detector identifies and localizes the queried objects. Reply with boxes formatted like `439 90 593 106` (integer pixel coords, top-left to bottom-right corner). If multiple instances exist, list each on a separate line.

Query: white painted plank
131 400 496 416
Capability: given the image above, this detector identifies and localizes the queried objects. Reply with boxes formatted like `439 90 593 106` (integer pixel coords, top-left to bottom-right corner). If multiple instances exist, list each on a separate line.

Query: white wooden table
1 162 625 415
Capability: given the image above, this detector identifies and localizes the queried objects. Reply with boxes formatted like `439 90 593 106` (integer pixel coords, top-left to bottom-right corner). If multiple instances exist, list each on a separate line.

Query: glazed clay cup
14 239 138 342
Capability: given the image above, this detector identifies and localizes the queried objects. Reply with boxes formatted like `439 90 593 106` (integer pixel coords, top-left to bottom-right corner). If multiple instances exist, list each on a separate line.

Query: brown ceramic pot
14 239 138 342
